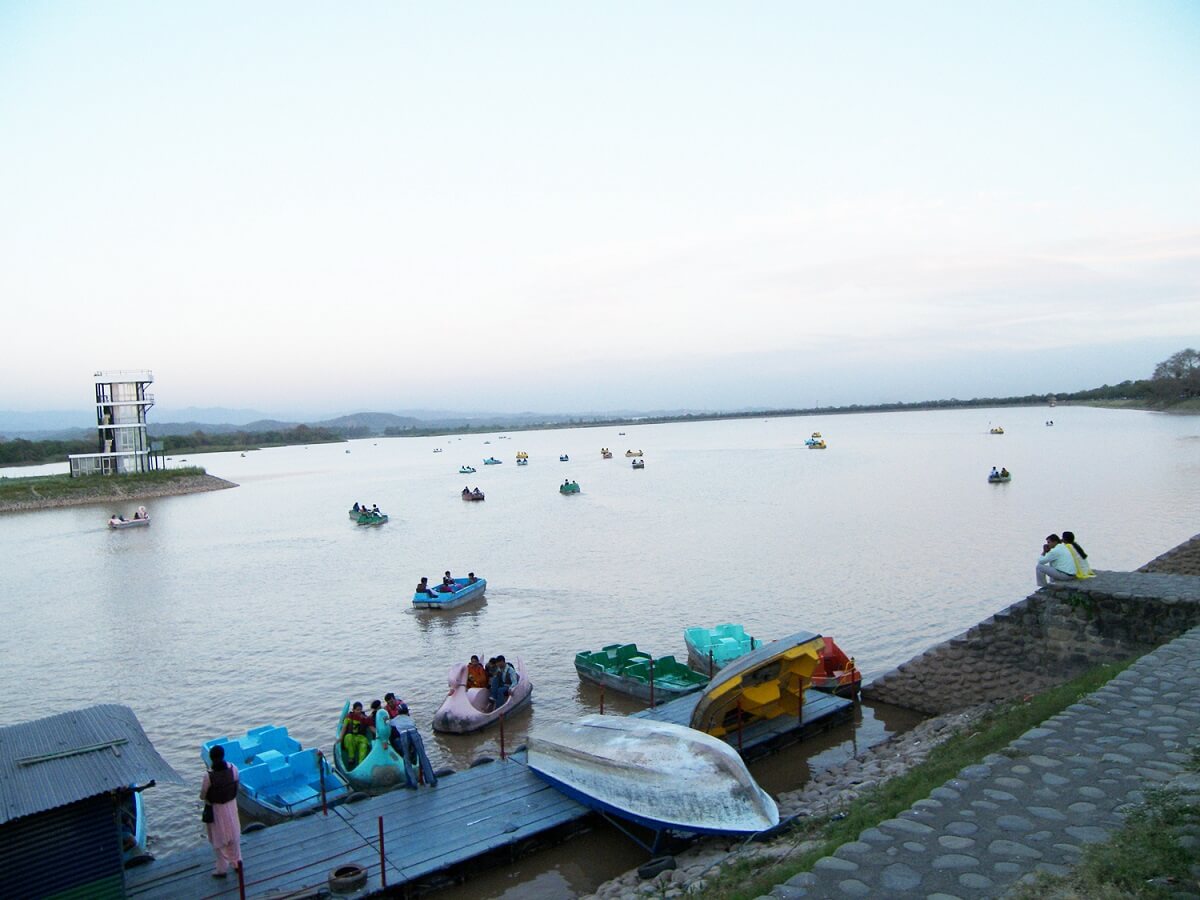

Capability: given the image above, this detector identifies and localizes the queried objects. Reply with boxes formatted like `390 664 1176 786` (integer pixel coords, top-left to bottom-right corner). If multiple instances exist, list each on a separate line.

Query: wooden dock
125 753 588 899
127 694 852 898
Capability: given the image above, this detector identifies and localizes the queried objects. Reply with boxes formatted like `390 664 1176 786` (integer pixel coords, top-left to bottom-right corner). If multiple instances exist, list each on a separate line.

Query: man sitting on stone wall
1036 533 1077 586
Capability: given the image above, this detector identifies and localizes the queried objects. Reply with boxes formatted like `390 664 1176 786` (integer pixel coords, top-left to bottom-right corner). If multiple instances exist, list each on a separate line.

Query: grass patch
698 658 1138 900
1011 784 1200 899
0 467 209 504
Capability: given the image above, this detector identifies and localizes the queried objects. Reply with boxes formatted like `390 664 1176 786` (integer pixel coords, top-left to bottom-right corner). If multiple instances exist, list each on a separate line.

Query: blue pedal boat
684 623 759 676
201 725 350 825
333 705 419 792
413 576 486 610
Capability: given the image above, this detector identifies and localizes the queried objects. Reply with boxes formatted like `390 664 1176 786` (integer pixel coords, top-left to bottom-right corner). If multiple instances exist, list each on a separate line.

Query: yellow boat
516 451 529 459
990 426 1004 434
689 632 825 738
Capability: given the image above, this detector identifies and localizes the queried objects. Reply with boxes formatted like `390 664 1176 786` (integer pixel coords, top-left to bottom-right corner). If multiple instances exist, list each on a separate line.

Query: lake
1 405 1197 891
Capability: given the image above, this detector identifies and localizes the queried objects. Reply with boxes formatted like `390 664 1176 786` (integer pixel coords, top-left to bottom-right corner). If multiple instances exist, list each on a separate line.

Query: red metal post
499 713 506 760
318 750 328 815
378 816 387 889
798 675 804 726
648 656 655 708
736 698 744 754
237 861 246 900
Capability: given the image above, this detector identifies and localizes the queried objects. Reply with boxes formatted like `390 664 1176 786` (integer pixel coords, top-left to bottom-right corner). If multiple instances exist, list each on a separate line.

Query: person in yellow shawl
1061 530 1095 578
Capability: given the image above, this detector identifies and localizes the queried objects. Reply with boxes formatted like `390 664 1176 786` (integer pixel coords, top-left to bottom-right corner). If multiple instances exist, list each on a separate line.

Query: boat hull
109 518 149 529
432 657 532 733
413 577 486 609
574 644 708 704
575 665 706 704
987 475 1011 483
527 715 778 835
689 631 825 738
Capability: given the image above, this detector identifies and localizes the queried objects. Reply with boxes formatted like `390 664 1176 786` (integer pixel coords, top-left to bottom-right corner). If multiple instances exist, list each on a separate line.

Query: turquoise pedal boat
684 623 759 676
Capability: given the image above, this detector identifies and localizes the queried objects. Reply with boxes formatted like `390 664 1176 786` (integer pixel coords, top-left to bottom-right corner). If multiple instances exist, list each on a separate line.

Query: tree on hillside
1151 348 1200 400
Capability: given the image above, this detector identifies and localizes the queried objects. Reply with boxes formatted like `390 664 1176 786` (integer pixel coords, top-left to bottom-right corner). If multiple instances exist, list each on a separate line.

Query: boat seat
277 785 316 807
256 749 286 774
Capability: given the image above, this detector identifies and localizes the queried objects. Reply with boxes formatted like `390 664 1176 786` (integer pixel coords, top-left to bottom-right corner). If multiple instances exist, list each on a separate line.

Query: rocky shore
0 473 238 513
581 704 995 900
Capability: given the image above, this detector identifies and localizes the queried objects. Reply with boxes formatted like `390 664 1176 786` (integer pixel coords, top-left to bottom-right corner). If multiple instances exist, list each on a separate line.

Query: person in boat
352 502 361 512
371 504 381 516
1061 530 1094 577
466 655 488 688
1035 534 1077 586
467 572 477 584
990 467 999 478
999 468 1009 477
384 691 409 719
416 577 437 598
489 655 518 711
200 744 241 879
339 701 373 768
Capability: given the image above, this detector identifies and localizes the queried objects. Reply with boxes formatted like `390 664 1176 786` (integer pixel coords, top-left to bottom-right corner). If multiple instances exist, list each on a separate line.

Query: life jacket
207 764 238 804
466 663 487 688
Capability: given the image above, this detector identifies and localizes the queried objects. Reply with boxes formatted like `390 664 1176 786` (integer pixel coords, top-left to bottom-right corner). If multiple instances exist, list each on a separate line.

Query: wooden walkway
637 688 855 760
125 752 587 899
126 696 852 898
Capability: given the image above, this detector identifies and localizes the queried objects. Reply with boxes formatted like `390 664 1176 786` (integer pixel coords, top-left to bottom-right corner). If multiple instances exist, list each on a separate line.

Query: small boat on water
987 469 1012 483
574 643 708 704
684 623 758 675
517 458 529 466
333 704 416 791
432 657 532 733
459 465 477 474
483 457 502 465
413 575 486 610
990 426 1005 434
527 715 778 836
108 507 150 529
805 438 827 449
601 448 613 459
201 726 350 825
631 459 645 469
560 480 581 494
516 451 529 461
810 637 861 698
355 511 388 526
625 449 643 457
433 448 443 453
689 631 826 738
461 487 485 501
559 454 569 462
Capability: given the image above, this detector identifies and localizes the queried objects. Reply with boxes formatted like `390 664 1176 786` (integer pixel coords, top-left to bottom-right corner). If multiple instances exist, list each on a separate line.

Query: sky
2 1 1198 417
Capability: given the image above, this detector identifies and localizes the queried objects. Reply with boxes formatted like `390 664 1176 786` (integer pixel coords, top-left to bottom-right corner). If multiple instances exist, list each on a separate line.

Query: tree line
3 349 1196 467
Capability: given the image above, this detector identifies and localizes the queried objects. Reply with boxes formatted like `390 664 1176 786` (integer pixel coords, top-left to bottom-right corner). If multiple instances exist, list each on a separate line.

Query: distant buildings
68 370 164 476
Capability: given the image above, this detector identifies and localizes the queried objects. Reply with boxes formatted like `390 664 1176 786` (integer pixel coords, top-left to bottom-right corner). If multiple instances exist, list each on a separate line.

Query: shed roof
0 704 182 825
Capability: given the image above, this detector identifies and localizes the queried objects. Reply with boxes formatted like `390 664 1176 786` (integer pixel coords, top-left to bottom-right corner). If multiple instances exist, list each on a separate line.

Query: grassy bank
700 658 1137 900
0 467 212 506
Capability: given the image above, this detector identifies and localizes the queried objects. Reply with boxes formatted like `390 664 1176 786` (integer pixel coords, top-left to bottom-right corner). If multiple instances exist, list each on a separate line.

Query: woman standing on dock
200 744 242 878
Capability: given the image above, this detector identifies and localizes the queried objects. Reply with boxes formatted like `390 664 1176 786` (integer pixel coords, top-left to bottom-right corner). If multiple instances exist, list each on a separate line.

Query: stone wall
863 567 1200 714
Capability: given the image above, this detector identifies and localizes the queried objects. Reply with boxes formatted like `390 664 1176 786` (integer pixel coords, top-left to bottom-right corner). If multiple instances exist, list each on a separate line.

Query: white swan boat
527 715 778 835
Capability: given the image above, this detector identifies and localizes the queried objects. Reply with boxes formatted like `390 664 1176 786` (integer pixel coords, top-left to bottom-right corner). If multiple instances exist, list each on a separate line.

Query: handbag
202 802 214 823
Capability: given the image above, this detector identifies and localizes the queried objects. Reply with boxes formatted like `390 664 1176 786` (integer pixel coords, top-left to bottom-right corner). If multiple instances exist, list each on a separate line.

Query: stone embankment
582 534 1200 899
0 474 237 513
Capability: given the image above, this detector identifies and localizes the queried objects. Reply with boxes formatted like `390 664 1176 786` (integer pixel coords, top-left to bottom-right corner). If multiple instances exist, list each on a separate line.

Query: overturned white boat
527 715 778 835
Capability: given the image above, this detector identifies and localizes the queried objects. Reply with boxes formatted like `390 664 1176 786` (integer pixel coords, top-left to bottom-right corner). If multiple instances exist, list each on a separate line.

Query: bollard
318 750 328 815
237 860 246 900
378 816 387 888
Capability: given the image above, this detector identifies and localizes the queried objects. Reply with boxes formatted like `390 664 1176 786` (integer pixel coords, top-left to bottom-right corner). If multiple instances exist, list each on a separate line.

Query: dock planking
125 752 589 899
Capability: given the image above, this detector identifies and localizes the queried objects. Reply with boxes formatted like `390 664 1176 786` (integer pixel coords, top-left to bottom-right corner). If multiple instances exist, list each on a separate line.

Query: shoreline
0 473 238 513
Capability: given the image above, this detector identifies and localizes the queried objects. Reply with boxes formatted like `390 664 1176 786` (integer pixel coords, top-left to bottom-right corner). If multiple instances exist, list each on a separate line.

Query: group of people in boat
338 692 411 767
110 506 148 524
1035 530 1095 585
462 486 484 499
351 501 384 516
465 654 520 711
989 467 1010 478
417 571 479 597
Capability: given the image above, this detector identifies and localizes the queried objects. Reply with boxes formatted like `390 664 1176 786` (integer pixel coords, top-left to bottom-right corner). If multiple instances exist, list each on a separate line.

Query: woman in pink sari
200 745 242 878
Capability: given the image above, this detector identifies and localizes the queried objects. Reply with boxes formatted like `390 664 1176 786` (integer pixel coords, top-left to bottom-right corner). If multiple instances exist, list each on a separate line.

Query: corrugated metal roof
0 704 182 825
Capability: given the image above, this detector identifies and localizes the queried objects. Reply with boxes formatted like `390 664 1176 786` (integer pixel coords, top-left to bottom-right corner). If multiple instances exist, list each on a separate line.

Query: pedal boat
574 643 708 704
432 657 532 734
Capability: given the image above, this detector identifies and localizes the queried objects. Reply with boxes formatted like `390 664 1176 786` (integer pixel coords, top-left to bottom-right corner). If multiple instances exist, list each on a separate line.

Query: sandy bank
0 474 238 513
